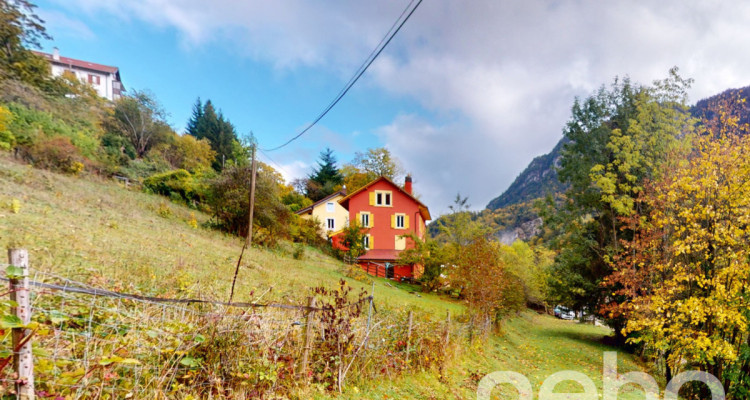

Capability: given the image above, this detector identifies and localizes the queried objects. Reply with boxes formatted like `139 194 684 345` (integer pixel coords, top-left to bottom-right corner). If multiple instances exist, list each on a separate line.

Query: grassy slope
323 313 654 399
0 154 460 316
0 154 654 399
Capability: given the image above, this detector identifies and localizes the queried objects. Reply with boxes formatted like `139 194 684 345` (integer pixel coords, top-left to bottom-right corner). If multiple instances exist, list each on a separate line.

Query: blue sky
36 0 750 216
37 1 409 172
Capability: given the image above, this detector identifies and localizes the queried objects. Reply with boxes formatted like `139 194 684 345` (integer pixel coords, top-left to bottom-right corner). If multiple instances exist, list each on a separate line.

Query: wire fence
1 249 470 399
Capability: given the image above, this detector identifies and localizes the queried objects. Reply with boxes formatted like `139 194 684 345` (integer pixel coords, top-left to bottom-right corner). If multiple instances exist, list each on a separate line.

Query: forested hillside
472 84 750 245
485 138 568 210
488 85 750 213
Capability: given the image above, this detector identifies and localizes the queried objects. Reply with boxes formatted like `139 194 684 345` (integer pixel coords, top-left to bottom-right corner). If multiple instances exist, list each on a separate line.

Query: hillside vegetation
0 154 458 315
480 84 750 251
0 154 657 399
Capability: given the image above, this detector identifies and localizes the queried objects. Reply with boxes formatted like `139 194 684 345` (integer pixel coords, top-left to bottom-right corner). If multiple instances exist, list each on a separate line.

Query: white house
33 48 124 101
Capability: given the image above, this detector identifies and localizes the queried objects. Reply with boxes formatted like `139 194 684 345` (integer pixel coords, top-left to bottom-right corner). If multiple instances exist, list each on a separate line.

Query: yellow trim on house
359 211 371 228
393 213 406 230
328 228 346 238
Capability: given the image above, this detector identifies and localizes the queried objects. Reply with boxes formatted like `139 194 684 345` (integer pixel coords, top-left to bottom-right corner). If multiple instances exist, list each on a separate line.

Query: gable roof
33 51 120 75
295 189 347 216
338 176 431 221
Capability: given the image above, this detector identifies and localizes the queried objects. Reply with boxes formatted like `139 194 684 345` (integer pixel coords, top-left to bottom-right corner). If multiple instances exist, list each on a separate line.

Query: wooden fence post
439 310 451 381
405 310 413 365
8 249 34 400
299 297 316 382
444 310 451 346
367 282 374 331
468 315 474 344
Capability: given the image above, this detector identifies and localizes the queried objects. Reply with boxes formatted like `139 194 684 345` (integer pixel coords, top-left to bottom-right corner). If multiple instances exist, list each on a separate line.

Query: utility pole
246 143 258 247
229 141 258 304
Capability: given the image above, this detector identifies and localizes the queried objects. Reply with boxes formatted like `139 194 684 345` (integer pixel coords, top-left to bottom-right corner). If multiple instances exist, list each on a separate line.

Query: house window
326 202 335 212
326 218 335 231
363 234 370 250
88 74 100 85
396 214 405 229
375 190 392 206
360 212 370 228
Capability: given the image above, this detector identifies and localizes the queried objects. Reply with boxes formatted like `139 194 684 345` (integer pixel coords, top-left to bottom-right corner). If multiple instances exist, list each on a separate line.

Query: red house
336 176 431 280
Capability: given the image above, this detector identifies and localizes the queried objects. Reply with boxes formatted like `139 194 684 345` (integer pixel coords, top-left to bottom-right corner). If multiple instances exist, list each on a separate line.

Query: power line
258 147 292 178
324 0 416 118
262 0 424 152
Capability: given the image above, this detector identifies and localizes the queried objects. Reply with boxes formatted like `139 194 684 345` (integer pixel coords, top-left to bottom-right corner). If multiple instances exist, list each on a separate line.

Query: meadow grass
0 154 460 316
0 154 656 398
324 313 655 399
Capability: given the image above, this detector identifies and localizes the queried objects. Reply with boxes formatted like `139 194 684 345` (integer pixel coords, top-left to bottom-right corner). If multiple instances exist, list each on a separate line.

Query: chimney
52 47 60 61
404 175 413 195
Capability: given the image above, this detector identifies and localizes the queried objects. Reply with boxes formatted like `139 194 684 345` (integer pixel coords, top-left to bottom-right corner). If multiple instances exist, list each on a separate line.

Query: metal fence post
8 249 34 400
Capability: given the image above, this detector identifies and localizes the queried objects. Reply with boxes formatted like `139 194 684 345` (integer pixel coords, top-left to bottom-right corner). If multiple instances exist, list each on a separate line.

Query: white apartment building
33 48 124 101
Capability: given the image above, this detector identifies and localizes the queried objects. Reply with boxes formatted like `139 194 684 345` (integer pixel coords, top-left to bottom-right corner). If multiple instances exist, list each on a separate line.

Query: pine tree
306 148 343 201
186 98 203 137
186 99 239 171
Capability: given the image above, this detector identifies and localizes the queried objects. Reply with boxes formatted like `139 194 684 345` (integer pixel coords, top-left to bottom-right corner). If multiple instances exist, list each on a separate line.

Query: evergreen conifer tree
186 99 239 171
306 148 343 201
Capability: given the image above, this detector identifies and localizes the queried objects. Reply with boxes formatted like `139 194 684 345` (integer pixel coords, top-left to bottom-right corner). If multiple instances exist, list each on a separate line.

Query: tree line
543 67 750 397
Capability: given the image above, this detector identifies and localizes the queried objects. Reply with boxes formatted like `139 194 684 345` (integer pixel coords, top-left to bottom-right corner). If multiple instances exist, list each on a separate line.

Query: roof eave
295 189 346 215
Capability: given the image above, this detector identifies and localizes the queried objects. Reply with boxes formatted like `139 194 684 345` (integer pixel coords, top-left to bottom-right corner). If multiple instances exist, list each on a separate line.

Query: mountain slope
692 85 750 126
487 84 750 212
486 138 568 210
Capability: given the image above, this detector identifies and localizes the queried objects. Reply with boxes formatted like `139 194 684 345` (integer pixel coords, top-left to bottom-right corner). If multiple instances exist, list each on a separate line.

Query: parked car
554 306 576 320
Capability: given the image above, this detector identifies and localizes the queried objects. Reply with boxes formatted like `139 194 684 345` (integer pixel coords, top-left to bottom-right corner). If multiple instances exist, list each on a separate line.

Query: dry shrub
22 279 463 399
342 264 372 284
28 136 85 174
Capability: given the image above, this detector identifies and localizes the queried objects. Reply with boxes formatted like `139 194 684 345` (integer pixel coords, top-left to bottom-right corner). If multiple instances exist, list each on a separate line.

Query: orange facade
337 177 431 280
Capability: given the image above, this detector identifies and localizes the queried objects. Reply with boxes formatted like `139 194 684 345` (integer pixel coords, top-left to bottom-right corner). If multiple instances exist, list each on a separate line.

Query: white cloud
273 159 309 185
52 0 410 71
39 9 96 41
54 0 750 213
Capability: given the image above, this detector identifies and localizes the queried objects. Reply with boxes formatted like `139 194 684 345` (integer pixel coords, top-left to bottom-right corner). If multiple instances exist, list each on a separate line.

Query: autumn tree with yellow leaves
605 101 750 397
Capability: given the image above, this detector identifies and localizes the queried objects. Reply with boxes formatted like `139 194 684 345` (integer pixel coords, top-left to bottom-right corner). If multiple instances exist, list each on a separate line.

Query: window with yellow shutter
374 190 392 206
360 212 370 228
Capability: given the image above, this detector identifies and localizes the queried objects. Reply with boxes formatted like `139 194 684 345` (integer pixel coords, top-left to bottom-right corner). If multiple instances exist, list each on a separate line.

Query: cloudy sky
38 0 750 215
